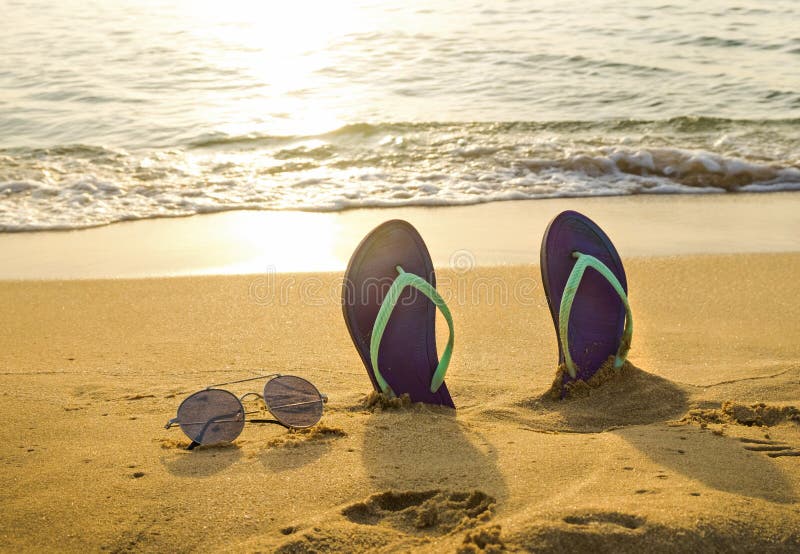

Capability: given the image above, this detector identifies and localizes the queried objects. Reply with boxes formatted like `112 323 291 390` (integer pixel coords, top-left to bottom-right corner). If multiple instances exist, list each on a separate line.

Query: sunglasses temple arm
164 417 211 449
207 373 281 389
248 418 288 428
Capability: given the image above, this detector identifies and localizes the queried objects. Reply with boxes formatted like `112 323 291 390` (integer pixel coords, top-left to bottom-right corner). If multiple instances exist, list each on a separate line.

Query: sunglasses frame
165 373 328 449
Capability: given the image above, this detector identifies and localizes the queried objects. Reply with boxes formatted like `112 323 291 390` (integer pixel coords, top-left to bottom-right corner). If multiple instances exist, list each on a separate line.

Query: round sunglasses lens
176 389 245 445
264 376 324 428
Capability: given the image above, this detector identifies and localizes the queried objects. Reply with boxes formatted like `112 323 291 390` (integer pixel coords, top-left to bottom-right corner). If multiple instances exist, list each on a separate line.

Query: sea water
1 0 799 231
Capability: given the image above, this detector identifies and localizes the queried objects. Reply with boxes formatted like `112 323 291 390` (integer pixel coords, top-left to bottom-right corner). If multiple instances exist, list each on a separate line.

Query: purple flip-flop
540 211 633 394
342 220 455 408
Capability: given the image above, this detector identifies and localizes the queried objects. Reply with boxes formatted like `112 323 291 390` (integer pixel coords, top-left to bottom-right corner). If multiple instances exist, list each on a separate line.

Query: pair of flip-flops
342 211 632 406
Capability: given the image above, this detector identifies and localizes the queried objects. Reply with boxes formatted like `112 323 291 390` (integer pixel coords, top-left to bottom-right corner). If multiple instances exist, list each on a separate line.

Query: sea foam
1 121 798 232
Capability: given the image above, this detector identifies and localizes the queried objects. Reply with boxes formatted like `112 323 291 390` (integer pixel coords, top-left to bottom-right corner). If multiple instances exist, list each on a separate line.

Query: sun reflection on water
180 0 372 137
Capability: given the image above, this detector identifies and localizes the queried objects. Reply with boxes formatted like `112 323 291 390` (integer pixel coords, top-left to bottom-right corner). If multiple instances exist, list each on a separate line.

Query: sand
2 192 800 279
2 207 800 551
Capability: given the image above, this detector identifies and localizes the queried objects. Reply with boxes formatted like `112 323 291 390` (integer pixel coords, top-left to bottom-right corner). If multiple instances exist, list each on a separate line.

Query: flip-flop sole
540 211 628 387
342 220 455 407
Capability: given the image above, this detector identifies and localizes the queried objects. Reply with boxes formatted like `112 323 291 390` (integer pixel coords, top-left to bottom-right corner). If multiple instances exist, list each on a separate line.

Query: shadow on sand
515 361 796 503
361 404 506 500
161 443 242 477
258 427 345 472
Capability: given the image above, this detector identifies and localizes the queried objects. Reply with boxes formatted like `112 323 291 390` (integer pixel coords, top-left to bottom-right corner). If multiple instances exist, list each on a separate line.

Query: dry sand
2 248 800 552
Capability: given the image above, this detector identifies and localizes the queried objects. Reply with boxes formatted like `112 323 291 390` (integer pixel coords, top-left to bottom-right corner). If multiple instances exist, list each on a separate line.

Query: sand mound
546 356 633 400
273 526 396 554
362 391 414 410
511 360 688 433
156 438 240 451
273 492 497 554
457 525 506 553
679 402 800 427
157 438 191 450
509 512 800 553
266 424 347 448
341 489 495 535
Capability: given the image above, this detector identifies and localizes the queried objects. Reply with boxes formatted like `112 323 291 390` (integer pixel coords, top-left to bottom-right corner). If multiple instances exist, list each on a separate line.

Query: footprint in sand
681 402 800 428
342 490 495 535
739 438 800 458
123 393 156 401
563 512 645 530
678 403 800 458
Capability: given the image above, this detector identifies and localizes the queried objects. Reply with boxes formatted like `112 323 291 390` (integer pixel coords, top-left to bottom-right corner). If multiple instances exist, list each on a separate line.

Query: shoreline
1 191 799 280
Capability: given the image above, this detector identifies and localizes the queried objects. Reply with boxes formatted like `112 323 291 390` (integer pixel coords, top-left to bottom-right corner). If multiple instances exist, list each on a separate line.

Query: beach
2 194 800 552
3 0 800 550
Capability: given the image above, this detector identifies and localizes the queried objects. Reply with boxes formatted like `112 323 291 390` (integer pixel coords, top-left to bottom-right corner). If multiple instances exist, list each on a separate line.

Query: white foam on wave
1 136 798 232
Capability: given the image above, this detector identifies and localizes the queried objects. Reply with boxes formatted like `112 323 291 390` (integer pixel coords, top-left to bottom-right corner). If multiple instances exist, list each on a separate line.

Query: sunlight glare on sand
215 211 344 274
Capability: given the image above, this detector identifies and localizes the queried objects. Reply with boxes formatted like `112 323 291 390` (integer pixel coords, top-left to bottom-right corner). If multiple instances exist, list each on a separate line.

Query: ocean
1 0 799 232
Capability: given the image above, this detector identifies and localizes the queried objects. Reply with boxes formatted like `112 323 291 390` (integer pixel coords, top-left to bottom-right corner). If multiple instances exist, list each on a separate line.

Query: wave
185 117 800 149
2 119 799 232
519 148 800 191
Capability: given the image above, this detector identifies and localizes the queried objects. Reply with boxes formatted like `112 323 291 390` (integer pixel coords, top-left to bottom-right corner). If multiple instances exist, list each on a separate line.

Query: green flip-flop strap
559 252 633 379
369 266 454 395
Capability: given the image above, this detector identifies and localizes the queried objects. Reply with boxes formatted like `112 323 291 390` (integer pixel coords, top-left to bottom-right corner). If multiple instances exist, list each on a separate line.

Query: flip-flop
540 210 633 395
342 220 455 408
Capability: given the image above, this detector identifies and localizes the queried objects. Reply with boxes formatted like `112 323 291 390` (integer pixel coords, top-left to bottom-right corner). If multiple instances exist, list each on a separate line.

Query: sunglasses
165 373 327 449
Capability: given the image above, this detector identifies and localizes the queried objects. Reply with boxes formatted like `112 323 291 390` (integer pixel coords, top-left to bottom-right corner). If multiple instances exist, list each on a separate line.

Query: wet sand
2 192 799 279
